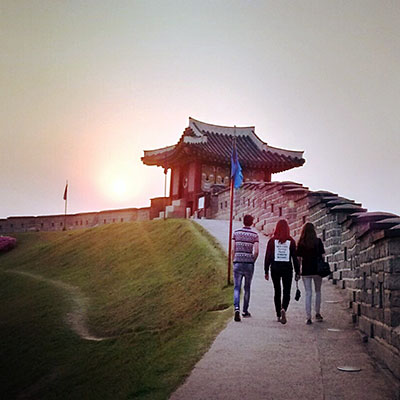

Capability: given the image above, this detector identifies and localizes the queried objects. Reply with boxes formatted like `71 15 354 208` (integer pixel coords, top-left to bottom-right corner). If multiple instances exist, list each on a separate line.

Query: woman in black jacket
297 222 325 325
264 219 300 324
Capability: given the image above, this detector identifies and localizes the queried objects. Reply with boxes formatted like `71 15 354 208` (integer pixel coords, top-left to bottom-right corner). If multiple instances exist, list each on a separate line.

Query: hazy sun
99 164 144 203
112 178 127 198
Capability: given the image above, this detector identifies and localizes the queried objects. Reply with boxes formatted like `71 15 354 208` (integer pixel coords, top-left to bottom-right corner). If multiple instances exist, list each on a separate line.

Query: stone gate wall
212 181 400 379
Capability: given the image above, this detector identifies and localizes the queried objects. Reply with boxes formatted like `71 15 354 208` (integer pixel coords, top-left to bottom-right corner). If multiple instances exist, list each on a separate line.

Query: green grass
0 220 232 399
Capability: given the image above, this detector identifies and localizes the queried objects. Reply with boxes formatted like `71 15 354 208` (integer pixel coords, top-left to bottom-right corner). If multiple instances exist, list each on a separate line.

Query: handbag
317 257 331 278
295 280 301 301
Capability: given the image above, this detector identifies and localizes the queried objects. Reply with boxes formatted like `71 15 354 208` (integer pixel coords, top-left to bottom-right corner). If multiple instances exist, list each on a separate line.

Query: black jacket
264 237 300 275
297 238 325 275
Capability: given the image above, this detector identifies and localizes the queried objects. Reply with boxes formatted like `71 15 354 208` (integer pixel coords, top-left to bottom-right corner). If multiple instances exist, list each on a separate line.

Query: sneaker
316 313 323 322
277 316 281 322
234 310 241 322
242 311 252 318
280 309 287 324
306 319 312 325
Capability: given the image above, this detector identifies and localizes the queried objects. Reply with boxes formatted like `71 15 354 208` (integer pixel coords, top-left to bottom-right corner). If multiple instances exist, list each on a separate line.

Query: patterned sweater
233 226 259 263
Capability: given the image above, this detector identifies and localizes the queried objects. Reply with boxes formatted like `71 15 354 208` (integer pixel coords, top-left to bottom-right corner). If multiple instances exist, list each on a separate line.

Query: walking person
297 222 325 325
264 219 300 324
232 214 259 322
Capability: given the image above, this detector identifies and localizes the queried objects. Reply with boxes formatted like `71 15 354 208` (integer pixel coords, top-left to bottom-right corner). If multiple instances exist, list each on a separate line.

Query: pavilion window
86 220 89 225
248 199 250 207
104 219 107 224
264 200 267 209
225 201 227 208
302 215 306 224
323 229 326 241
21 223 24 228
76 221 79 226
279 207 282 217
60 222 63 226
220 202 223 209
120 218 124 222
271 204 274 213
253 199 255 208
52 222 54 227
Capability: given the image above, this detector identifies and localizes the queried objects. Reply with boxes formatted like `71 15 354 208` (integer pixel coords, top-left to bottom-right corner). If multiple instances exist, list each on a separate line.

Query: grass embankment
0 220 231 399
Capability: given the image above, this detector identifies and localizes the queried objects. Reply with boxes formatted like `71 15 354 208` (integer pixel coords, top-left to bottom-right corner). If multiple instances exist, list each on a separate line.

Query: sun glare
99 164 144 203
112 178 127 198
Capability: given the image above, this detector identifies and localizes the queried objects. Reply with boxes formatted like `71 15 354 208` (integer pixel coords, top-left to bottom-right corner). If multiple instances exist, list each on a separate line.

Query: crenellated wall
212 180 400 379
0 207 150 234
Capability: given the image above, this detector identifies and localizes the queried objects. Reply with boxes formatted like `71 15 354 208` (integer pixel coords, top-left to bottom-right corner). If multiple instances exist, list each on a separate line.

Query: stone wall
212 180 400 379
0 207 151 234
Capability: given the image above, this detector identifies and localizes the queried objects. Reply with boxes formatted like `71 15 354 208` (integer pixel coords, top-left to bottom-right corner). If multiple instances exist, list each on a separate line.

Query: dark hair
273 219 291 243
298 222 318 249
243 214 254 227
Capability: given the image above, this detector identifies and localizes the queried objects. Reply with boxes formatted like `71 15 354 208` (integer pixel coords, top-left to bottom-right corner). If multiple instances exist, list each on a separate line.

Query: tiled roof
142 117 305 173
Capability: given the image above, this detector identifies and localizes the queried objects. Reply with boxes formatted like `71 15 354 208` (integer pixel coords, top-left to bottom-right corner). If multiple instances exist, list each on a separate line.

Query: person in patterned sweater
231 214 259 322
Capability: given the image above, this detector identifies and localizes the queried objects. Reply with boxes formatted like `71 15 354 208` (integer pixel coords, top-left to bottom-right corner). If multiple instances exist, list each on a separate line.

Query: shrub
0 236 17 253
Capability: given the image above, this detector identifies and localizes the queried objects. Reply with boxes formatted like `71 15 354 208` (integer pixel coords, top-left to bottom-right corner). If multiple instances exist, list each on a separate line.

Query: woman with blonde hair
264 219 300 324
297 222 325 325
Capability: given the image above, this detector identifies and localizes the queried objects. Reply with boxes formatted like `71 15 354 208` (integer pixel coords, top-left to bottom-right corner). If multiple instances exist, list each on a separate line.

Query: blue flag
231 141 243 189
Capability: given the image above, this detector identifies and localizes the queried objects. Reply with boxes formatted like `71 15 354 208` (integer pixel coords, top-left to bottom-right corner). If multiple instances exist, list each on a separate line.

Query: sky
1 0 399 219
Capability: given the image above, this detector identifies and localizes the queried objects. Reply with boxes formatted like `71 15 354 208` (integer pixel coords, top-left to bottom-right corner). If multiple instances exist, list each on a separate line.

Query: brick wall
213 180 400 379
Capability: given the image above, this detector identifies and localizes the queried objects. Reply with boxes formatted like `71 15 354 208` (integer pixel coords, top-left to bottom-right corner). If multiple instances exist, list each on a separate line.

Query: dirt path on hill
5 269 107 342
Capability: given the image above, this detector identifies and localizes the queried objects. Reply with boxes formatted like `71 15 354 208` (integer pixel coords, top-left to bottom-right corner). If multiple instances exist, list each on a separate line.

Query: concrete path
170 219 398 400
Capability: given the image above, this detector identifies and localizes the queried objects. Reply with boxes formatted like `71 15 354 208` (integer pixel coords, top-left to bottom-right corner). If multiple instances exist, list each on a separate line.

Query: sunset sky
1 1 399 219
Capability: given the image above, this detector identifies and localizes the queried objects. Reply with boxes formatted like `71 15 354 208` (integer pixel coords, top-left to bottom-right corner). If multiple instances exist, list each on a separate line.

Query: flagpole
227 174 234 286
164 168 167 220
227 132 237 286
63 180 68 231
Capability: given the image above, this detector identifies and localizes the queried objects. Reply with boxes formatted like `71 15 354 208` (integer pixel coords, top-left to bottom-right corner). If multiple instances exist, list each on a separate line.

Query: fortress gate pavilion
141 117 305 218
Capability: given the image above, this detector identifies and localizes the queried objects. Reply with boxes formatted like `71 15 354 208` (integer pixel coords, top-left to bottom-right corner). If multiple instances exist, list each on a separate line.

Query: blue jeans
233 262 255 313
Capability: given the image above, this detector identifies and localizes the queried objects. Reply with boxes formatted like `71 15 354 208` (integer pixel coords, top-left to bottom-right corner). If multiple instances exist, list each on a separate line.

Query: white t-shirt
274 240 290 262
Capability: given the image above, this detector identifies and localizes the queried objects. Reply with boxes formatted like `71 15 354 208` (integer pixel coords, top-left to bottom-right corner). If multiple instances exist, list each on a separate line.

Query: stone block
358 316 369 335
384 307 400 327
384 274 400 290
389 290 400 307
373 321 383 339
345 278 357 289
382 323 393 344
368 338 400 381
392 326 400 351
388 257 400 273
389 239 400 256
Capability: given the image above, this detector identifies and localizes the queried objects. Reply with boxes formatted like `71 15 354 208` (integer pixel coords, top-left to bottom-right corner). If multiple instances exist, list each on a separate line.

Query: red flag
63 183 68 201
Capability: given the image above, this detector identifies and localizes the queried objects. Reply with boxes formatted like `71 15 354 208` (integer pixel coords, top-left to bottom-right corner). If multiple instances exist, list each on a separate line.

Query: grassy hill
0 220 232 399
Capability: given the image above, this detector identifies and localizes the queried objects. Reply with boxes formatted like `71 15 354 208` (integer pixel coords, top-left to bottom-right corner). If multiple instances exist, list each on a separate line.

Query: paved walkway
170 219 398 400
